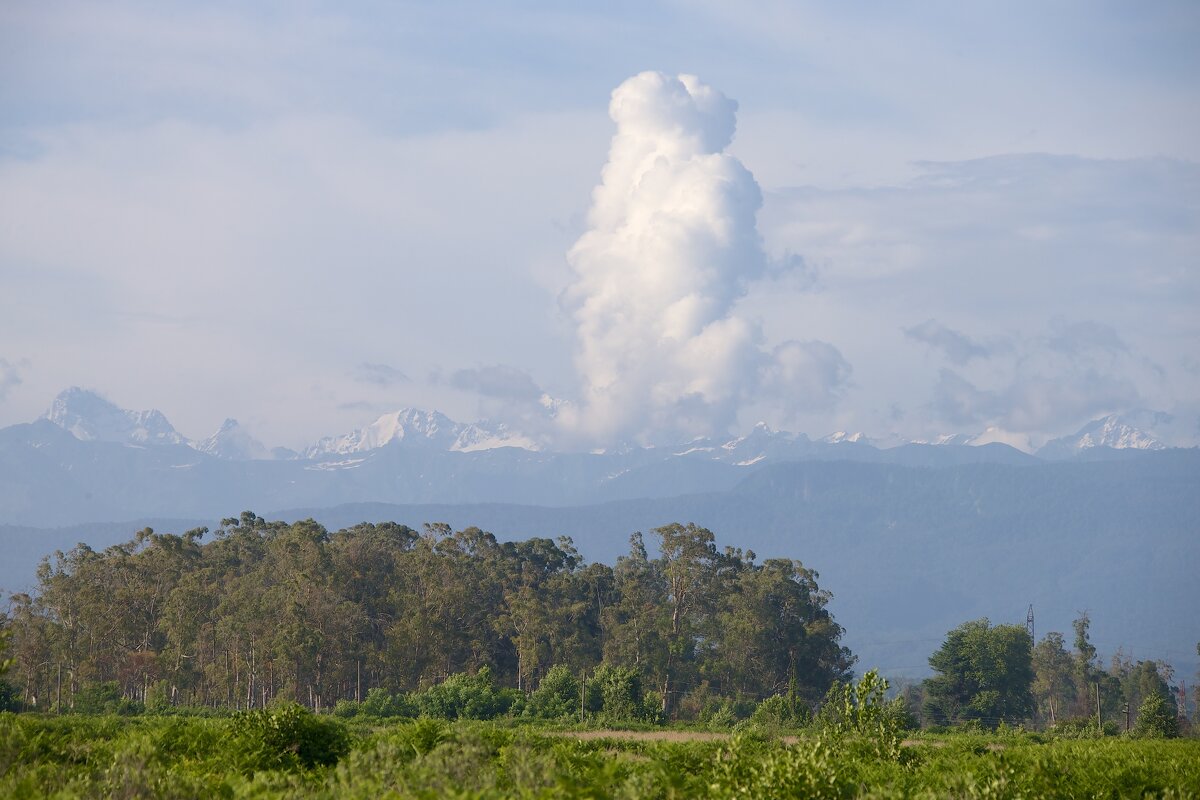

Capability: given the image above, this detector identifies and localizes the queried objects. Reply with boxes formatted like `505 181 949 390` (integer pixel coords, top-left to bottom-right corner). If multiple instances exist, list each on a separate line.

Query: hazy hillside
5 450 1195 679
0 416 1047 527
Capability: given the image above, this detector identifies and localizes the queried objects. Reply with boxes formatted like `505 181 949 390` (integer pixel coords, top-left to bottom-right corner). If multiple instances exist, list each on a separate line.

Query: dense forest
2 513 854 718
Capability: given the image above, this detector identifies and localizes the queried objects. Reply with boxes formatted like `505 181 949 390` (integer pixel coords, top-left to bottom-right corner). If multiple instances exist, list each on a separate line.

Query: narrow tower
1026 604 1035 644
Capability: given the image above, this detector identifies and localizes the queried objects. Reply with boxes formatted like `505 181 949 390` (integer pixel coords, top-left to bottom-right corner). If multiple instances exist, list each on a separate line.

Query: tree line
913 615 1192 736
1 513 854 718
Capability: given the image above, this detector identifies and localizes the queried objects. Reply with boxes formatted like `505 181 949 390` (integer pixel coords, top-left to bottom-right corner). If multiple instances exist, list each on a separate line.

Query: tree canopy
4 514 853 718
923 618 1034 727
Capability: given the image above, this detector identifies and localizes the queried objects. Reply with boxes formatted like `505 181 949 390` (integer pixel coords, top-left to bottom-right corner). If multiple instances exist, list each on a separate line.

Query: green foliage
6 516 854 723
333 686 417 719
585 663 659 725
3 713 1200 798
815 669 912 761
751 692 812 729
229 702 350 772
924 618 1035 727
71 681 142 715
414 667 518 720
524 665 580 720
1049 716 1118 738
1132 692 1179 739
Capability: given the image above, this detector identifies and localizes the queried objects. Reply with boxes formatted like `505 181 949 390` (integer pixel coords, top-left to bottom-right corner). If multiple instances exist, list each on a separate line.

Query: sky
1 0 1198 451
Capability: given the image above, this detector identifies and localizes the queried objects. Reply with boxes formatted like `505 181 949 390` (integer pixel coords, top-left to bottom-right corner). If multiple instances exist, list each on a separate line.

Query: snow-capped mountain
303 408 538 458
196 419 273 461
822 431 870 445
43 388 188 446
928 433 978 446
671 422 818 466
1038 414 1166 459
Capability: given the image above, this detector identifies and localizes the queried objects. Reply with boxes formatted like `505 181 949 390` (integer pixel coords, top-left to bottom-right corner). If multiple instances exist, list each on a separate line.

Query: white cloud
557 72 848 445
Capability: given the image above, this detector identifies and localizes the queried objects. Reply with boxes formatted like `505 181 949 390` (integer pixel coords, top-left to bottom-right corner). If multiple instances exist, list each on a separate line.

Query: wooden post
1095 682 1102 734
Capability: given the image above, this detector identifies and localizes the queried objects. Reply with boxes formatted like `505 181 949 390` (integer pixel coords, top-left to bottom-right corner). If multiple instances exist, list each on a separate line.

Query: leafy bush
524 665 580 720
816 670 911 759
414 667 517 720
1050 717 1119 738
751 692 813 729
333 686 418 719
228 702 350 772
1132 692 1179 739
71 681 142 715
585 663 659 725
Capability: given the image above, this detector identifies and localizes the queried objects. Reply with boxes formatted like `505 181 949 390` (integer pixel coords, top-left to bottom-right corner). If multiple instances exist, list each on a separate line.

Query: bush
751 693 812 729
71 681 142 715
228 702 351 772
1051 717 1118 738
1132 693 1179 739
525 665 580 720
415 667 516 720
816 670 910 760
585 664 658 725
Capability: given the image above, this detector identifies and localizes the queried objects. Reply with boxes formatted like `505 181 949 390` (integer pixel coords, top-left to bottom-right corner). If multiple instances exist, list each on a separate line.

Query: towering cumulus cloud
560 72 847 445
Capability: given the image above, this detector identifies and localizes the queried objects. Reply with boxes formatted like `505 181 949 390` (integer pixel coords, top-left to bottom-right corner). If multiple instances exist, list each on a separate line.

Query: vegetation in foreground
2 515 1198 796
3 707 1199 799
2 670 1197 799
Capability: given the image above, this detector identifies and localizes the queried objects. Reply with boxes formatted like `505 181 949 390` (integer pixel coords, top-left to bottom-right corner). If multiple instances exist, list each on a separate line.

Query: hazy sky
2 1 1198 450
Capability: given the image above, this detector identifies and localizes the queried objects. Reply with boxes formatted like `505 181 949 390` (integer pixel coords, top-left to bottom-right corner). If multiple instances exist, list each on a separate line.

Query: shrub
1132 693 1179 739
71 681 142 715
415 667 516 720
525 665 580 720
228 702 351 772
359 686 417 718
816 670 910 759
751 693 813 729
585 664 658 725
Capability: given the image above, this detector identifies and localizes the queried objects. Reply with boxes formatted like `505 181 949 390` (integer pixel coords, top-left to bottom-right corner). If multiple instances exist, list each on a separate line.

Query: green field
3 710 1198 799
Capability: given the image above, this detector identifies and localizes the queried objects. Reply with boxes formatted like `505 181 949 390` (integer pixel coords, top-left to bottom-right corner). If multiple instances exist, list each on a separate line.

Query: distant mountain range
2 387 1197 679
3 387 1181 528
3 450 1195 680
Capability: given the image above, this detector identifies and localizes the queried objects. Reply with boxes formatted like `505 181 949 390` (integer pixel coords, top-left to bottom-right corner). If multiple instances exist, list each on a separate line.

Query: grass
2 711 1198 798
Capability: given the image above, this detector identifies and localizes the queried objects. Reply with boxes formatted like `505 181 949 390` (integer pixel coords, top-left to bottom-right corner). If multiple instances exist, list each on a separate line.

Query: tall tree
1031 632 1075 725
924 618 1035 727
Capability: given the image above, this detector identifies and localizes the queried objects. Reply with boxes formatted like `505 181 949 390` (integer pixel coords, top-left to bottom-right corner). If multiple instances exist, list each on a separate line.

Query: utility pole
1123 703 1130 732
1026 604 1035 644
1095 681 1102 734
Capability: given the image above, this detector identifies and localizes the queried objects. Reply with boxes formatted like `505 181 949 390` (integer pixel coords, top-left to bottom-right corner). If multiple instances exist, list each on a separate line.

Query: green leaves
924 619 1035 728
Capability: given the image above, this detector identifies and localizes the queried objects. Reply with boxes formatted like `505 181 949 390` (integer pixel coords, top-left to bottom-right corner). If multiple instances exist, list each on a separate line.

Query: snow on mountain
451 423 541 453
1038 414 1166 459
196 418 272 460
821 431 870 445
304 408 538 458
43 387 188 446
929 433 977 446
908 428 1032 451
694 422 815 465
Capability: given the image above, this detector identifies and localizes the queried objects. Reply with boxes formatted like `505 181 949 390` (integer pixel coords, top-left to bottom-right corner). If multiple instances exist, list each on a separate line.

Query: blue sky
1 1 1197 449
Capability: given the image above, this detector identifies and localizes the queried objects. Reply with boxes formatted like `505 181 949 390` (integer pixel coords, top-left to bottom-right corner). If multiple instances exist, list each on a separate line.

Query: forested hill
4 450 1197 680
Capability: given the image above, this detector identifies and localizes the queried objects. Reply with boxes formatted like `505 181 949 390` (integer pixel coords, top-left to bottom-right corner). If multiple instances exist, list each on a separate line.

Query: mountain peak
197 418 272 460
822 431 869 445
304 407 538 458
43 387 187 446
1037 414 1166 459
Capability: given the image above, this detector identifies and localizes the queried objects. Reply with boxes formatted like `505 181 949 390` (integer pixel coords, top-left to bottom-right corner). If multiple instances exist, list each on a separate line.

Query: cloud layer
558 72 848 445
